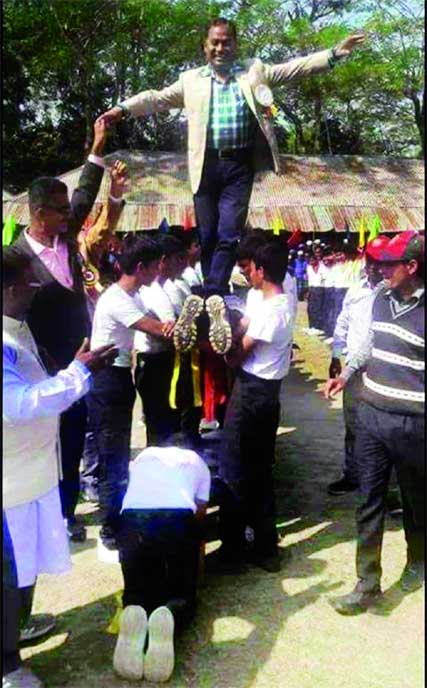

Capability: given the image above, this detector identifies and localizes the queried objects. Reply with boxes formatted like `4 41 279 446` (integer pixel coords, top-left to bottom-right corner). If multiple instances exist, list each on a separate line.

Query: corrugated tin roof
3 152 424 232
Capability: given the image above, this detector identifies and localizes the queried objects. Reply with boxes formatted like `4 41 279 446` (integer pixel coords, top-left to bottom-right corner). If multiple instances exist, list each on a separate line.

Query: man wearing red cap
325 230 425 614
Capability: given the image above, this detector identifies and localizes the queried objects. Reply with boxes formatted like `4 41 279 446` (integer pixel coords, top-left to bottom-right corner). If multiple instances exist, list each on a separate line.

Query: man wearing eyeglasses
10 118 110 544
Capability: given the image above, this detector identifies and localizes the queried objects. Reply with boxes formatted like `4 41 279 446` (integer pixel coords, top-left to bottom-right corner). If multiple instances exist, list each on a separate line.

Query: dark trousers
2 515 34 676
218 369 281 559
342 370 364 486
117 509 201 626
333 287 348 331
322 287 335 337
307 287 324 329
194 157 254 295
87 367 136 532
59 398 87 520
135 351 201 449
80 426 99 498
296 278 306 301
354 401 425 590
135 351 178 446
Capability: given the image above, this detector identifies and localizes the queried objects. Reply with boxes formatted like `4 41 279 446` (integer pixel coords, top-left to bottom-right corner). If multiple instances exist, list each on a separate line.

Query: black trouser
296 278 306 301
194 154 254 295
2 515 34 676
80 423 100 499
87 367 136 533
59 398 87 520
135 351 201 449
354 401 425 591
322 287 335 337
333 287 348 332
135 351 178 446
341 370 364 486
307 287 324 329
117 509 201 627
218 369 281 560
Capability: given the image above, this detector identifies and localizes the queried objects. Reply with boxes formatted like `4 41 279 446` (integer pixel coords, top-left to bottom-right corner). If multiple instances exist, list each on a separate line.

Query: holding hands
334 33 366 58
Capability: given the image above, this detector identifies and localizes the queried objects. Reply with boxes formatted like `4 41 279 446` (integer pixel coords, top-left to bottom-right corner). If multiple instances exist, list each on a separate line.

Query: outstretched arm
100 78 185 125
266 33 366 86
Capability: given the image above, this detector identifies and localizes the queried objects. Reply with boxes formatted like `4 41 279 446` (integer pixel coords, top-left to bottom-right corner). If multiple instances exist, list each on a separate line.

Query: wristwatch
116 104 130 120
328 48 342 67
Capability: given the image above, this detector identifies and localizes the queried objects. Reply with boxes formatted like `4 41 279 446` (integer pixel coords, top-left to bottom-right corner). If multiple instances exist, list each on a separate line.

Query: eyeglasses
42 204 71 215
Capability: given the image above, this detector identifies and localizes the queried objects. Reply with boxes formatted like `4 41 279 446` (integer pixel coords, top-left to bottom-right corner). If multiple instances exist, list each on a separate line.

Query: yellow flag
358 215 367 248
367 214 381 242
272 215 284 236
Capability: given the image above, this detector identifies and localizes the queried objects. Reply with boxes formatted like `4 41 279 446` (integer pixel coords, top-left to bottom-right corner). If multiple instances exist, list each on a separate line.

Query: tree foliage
3 0 424 193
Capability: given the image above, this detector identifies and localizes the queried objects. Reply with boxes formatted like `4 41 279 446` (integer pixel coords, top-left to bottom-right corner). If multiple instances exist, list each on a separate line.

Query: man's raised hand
334 33 366 58
91 117 107 156
110 160 129 197
99 107 124 128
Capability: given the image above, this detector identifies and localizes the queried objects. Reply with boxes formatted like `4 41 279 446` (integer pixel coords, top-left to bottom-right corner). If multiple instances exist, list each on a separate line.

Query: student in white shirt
306 253 325 334
113 446 210 683
217 241 293 574
320 247 336 338
88 237 175 549
134 234 198 447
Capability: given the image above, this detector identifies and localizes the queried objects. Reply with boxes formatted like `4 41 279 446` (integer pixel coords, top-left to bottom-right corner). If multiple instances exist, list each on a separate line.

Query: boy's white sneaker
113 605 147 681
144 606 175 683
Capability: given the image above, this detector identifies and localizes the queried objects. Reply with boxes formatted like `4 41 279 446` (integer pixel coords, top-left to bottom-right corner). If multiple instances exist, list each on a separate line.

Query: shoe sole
173 295 204 352
144 606 175 683
113 605 147 680
205 295 232 355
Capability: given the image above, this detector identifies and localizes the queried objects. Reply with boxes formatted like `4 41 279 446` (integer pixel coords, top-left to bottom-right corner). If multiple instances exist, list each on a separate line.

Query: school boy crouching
113 445 210 683
216 240 293 573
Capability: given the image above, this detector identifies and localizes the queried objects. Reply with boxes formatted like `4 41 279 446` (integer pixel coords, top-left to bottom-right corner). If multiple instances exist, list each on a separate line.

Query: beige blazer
122 50 332 193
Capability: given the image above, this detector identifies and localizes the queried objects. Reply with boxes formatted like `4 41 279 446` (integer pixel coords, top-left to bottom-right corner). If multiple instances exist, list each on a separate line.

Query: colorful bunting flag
158 217 169 233
358 215 367 248
3 215 17 246
183 208 193 231
272 214 284 236
287 229 303 248
367 214 381 242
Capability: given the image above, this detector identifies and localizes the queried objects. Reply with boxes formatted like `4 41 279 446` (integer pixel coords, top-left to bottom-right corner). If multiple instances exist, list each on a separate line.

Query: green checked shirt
203 63 256 150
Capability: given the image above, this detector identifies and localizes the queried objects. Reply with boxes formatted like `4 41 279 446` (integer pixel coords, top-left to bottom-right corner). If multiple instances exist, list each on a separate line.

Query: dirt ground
23 303 424 688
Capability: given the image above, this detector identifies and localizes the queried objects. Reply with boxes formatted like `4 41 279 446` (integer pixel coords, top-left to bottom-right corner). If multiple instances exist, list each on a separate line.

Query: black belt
206 147 252 162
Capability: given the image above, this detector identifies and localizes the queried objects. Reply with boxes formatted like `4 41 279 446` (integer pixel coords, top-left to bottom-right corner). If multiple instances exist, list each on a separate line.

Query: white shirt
321 263 335 288
180 264 203 288
3 315 91 508
121 446 211 513
134 281 175 354
307 264 324 287
91 283 146 367
332 278 377 362
243 293 293 380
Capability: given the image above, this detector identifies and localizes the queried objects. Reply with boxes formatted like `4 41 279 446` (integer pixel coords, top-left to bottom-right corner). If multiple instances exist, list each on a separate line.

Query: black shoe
331 585 382 615
20 613 56 644
207 547 248 575
100 525 118 550
252 555 281 573
399 563 425 592
82 486 99 503
66 517 87 542
327 477 358 496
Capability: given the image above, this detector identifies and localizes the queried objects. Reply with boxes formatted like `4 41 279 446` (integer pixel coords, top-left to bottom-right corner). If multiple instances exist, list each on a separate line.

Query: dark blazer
12 160 104 370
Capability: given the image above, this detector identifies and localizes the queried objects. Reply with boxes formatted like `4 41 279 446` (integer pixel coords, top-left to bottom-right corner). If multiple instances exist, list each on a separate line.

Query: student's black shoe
327 477 358 496
207 547 248 575
66 517 87 542
252 555 281 573
330 585 382 615
100 525 118 550
20 614 56 644
173 294 204 351
399 563 425 592
205 295 232 355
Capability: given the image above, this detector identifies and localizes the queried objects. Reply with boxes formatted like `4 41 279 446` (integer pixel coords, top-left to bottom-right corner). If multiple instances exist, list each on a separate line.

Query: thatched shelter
3 152 424 233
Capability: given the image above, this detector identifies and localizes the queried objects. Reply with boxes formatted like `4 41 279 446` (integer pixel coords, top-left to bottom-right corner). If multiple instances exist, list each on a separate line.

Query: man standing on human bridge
100 18 365 354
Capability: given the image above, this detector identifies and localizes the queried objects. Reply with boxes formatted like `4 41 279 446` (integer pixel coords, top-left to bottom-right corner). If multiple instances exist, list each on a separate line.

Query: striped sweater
361 286 424 415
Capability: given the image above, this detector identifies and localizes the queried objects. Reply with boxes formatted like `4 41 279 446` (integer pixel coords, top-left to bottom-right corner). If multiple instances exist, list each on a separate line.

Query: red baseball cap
365 235 390 261
377 230 425 263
